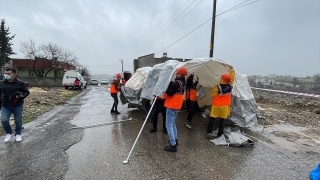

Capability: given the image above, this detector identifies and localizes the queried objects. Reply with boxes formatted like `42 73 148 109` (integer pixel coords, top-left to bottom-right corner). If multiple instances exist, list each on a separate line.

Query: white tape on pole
251 87 320 98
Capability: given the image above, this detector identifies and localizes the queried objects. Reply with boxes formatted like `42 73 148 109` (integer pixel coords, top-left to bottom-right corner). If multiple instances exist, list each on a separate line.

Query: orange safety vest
110 84 119 93
185 88 197 101
212 84 232 106
164 80 184 110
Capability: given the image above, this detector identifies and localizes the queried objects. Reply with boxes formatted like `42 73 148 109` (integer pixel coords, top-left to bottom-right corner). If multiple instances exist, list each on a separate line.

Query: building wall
18 77 63 87
134 53 191 72
16 67 64 78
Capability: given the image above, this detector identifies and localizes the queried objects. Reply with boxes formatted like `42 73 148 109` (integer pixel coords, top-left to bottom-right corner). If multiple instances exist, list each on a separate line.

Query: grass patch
62 91 81 99
22 90 80 123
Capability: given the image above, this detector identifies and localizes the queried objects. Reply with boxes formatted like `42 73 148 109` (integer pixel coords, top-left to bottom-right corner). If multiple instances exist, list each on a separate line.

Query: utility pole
119 59 123 74
209 0 217 58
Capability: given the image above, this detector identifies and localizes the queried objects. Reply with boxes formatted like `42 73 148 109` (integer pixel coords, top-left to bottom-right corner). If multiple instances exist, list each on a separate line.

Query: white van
62 70 87 89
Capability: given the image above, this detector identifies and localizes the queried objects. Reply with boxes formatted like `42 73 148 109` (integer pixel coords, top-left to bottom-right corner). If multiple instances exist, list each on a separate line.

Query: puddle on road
251 122 320 152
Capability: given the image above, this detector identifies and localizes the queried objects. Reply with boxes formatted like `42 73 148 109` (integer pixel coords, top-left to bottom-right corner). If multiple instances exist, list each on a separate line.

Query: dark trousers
153 111 166 130
207 117 225 135
152 99 166 130
187 112 195 123
186 100 196 123
111 93 119 111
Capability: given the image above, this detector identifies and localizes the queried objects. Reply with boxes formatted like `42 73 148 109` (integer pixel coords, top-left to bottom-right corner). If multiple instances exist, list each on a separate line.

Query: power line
155 0 260 55
132 0 196 57
142 0 205 55
132 0 192 57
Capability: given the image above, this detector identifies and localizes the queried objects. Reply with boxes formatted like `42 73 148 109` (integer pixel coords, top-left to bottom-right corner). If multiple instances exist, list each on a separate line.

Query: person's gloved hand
15 92 23 98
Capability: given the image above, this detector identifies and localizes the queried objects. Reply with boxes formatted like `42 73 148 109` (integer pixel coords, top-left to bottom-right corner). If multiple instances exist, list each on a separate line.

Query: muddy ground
252 89 320 152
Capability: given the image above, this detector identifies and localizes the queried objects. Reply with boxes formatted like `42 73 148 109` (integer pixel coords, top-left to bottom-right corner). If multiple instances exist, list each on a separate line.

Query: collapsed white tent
120 67 152 108
122 57 260 127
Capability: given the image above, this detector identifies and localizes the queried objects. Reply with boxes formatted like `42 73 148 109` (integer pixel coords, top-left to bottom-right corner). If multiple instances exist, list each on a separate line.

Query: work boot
164 144 177 152
217 132 224 137
206 133 212 138
185 121 192 129
150 129 157 133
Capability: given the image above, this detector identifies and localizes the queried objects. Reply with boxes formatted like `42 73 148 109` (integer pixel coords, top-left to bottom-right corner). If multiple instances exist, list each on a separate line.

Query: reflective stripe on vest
110 84 119 93
212 84 232 106
164 80 184 110
186 88 197 101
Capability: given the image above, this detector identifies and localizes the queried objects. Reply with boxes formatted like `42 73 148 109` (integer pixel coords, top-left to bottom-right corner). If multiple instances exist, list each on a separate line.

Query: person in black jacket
0 68 30 142
163 67 187 152
185 74 199 129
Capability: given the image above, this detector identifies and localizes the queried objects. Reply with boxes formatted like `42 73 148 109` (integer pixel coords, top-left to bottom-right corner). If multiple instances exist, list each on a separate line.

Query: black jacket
166 76 186 97
0 78 30 108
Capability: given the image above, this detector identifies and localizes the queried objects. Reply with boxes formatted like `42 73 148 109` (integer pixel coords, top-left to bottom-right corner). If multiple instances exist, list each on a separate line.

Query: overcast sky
1 0 319 77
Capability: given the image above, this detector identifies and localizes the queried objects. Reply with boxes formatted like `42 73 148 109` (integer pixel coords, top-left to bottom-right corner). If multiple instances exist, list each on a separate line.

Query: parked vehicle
91 79 98 85
101 79 108 85
62 70 87 89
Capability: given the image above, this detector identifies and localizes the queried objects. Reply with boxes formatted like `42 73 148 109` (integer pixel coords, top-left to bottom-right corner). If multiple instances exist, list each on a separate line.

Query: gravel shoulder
0 87 80 136
252 89 320 152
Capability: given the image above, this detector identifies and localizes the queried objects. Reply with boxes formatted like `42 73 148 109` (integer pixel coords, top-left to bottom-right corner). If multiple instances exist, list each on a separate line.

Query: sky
0 0 319 77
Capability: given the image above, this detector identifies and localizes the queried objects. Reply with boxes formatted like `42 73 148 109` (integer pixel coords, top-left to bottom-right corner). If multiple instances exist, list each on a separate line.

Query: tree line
0 19 90 77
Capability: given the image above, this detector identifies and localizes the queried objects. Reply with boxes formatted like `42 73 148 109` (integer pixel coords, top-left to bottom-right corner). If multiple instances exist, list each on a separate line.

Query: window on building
29 70 40 77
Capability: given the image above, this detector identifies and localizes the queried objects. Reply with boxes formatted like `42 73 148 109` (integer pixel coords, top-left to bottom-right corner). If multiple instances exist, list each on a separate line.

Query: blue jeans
1 105 23 135
166 108 179 146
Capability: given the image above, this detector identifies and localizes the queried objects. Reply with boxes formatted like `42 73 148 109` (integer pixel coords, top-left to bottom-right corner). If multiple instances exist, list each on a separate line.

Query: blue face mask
4 74 12 80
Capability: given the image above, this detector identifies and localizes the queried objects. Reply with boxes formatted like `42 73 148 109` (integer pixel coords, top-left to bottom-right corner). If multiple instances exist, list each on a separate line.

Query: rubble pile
252 89 320 127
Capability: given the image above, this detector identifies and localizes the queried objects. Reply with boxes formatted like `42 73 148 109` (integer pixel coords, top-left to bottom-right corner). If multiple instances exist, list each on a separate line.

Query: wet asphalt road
0 85 319 180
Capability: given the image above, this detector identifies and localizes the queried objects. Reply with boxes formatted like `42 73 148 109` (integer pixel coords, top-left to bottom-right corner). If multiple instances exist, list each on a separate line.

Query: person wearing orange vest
207 66 235 138
163 66 187 152
185 74 199 129
110 77 121 114
150 96 167 134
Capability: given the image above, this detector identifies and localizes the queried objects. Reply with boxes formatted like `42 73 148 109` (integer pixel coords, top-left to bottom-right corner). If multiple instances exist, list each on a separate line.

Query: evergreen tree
0 19 16 72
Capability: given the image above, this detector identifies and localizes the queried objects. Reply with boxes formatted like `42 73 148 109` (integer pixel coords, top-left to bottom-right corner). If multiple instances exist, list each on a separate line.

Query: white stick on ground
123 97 157 164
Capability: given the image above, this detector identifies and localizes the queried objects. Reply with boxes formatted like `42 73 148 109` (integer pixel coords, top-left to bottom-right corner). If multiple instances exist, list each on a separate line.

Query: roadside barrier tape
251 87 320 98
69 117 137 129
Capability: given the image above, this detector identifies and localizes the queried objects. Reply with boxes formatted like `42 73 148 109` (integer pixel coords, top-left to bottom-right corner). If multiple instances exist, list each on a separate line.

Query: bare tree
20 39 78 77
73 61 90 76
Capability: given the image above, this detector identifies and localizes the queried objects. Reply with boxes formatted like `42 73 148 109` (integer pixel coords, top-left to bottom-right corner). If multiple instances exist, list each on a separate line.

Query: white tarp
229 71 259 127
124 57 260 127
120 67 152 107
141 60 182 100
210 127 254 146
125 67 152 90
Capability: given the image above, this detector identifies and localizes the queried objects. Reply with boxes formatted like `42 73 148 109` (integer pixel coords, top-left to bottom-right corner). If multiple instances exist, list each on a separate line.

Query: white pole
123 97 157 164
69 118 133 130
